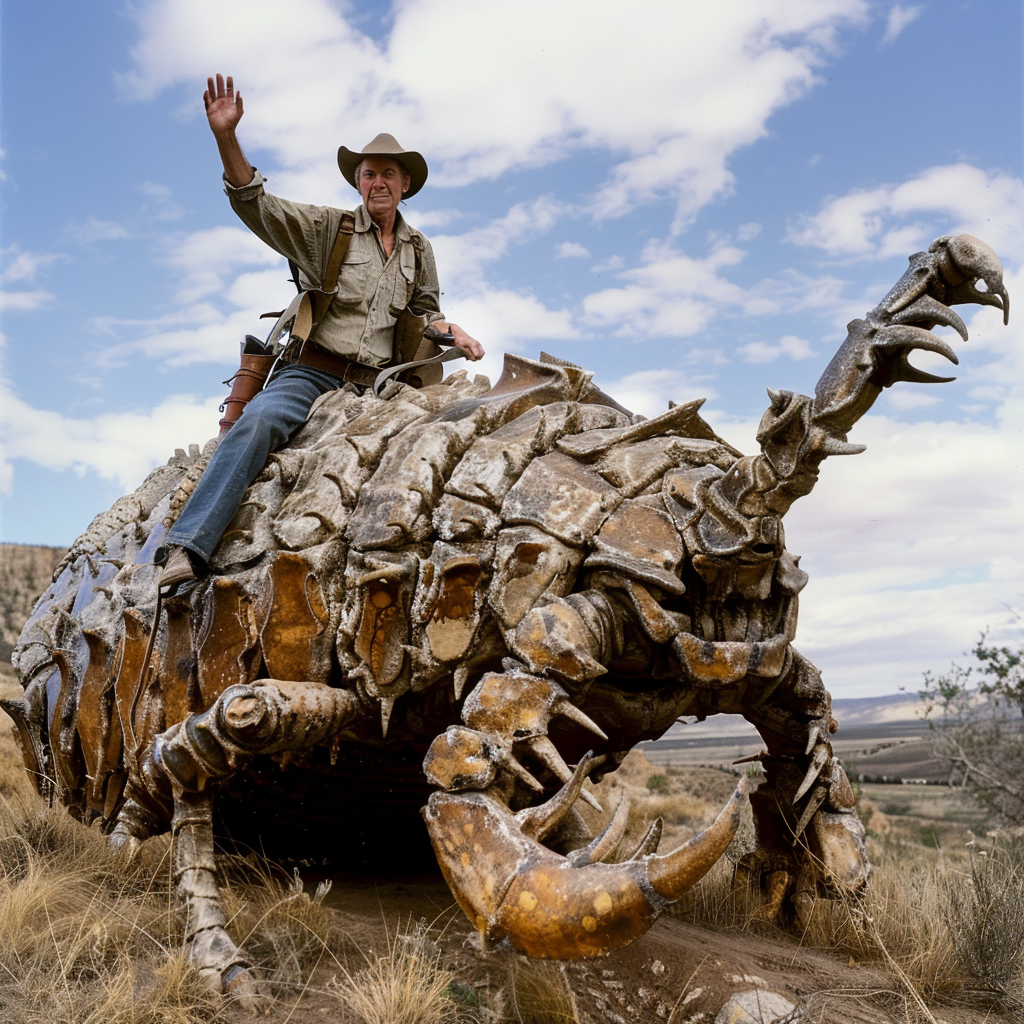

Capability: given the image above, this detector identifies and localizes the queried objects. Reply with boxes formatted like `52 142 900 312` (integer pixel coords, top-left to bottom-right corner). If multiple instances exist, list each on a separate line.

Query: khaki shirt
226 169 445 367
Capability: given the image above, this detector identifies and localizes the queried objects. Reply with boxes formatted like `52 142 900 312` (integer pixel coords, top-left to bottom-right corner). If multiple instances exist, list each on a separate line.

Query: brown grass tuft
328 918 455 1024
504 960 581 1023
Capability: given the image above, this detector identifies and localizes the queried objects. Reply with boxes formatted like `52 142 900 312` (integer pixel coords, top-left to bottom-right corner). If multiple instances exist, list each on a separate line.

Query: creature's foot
107 795 166 858
107 822 141 859
733 851 796 923
190 925 268 1014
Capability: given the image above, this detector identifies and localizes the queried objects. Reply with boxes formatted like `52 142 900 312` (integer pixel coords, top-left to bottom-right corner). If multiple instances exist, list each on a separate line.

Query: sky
1 0 1022 698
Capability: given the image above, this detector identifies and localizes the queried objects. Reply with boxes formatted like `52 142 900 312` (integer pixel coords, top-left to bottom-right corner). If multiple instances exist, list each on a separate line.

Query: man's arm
432 321 484 360
205 74 254 188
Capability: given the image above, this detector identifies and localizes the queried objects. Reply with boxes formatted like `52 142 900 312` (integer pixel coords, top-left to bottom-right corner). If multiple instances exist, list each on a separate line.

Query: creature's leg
737 651 868 924
133 678 359 1002
166 365 340 564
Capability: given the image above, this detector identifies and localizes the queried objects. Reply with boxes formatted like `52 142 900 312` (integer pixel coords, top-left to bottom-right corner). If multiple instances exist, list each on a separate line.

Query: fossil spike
568 793 631 866
793 785 828 839
622 817 664 861
380 696 396 738
526 736 602 811
517 752 602 840
794 747 830 803
500 752 545 793
453 664 470 702
818 437 867 457
555 701 608 740
646 771 763 900
805 727 821 757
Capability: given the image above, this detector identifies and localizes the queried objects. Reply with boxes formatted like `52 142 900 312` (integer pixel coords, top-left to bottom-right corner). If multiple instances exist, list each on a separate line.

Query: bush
920 632 1024 826
645 773 670 794
945 834 1024 1007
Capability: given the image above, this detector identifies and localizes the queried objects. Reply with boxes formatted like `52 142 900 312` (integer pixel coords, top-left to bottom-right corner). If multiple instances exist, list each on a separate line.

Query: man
159 74 483 588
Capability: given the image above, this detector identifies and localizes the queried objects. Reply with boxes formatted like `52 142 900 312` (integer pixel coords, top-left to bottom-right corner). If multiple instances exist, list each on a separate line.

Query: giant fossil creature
4 235 1009 1006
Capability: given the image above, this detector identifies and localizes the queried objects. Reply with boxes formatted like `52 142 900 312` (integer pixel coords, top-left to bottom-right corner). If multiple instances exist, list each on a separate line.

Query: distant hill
0 543 67 674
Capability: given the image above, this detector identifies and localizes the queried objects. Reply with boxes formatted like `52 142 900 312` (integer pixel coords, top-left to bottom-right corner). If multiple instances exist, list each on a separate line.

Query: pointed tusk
805 726 821 757
622 817 663 861
794 747 830 803
793 785 828 840
527 736 603 811
555 700 609 741
517 752 601 840
878 324 960 366
646 771 763 901
501 751 546 793
568 794 631 867
380 696 396 738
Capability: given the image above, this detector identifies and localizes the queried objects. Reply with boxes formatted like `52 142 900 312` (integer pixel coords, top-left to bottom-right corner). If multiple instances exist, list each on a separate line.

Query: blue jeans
166 364 342 563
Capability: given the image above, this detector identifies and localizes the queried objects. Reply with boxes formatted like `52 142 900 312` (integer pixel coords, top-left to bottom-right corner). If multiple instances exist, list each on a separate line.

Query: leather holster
219 336 277 433
392 309 443 388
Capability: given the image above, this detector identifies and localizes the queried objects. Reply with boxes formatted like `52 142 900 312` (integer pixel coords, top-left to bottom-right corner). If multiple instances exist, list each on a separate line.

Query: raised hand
204 74 243 138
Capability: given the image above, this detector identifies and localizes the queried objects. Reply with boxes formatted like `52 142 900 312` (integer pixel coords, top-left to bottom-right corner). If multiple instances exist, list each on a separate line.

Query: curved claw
889 294 968 341
874 324 959 387
567 793 632 867
423 770 762 958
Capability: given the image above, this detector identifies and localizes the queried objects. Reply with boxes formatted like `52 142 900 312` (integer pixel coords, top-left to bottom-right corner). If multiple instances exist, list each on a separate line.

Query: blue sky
1 0 1022 696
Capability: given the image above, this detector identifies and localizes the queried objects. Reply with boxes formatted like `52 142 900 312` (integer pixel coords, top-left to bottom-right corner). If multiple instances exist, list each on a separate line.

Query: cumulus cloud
0 246 59 313
121 0 868 224
581 239 779 337
66 217 133 245
739 334 815 363
556 242 590 259
0 378 221 494
596 367 718 419
787 163 1024 263
881 4 922 44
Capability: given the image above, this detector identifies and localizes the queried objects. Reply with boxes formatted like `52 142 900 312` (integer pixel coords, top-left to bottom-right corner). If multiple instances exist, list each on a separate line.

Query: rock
715 989 796 1023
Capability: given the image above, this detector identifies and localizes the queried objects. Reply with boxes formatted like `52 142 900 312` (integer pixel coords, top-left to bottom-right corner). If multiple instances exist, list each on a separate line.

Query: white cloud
67 217 133 245
0 379 222 494
881 4 922 45
597 367 718 419
1 245 61 284
787 163 1024 264
739 334 815 363
138 181 185 220
163 225 285 304
121 0 869 225
556 242 590 259
0 291 54 313
581 239 777 337
0 246 60 310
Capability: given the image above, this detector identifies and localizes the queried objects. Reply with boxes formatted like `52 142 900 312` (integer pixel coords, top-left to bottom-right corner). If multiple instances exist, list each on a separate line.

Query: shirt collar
354 204 411 241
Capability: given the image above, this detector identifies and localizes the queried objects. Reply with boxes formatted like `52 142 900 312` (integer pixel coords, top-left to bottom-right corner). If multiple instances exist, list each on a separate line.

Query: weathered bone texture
4 235 1008 995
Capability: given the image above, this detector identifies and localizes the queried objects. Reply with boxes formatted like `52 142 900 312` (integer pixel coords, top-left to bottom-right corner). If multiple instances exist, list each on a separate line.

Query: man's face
357 156 411 222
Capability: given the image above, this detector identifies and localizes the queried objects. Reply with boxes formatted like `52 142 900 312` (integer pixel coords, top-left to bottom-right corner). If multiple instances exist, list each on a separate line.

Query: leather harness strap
290 211 357 345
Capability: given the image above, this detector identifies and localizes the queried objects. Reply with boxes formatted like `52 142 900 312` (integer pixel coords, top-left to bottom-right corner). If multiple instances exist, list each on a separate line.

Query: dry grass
503 961 581 1023
327 918 456 1024
673 810 1024 1017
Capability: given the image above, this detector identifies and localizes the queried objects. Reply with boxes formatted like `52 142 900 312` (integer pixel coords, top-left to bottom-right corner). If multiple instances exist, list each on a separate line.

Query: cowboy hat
337 133 428 199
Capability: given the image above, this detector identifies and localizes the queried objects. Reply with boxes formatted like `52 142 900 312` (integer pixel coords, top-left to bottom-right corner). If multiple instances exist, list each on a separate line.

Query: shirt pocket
333 252 372 308
389 249 417 316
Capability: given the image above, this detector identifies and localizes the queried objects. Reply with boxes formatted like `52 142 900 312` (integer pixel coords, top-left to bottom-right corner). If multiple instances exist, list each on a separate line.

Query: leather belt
296 342 380 388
